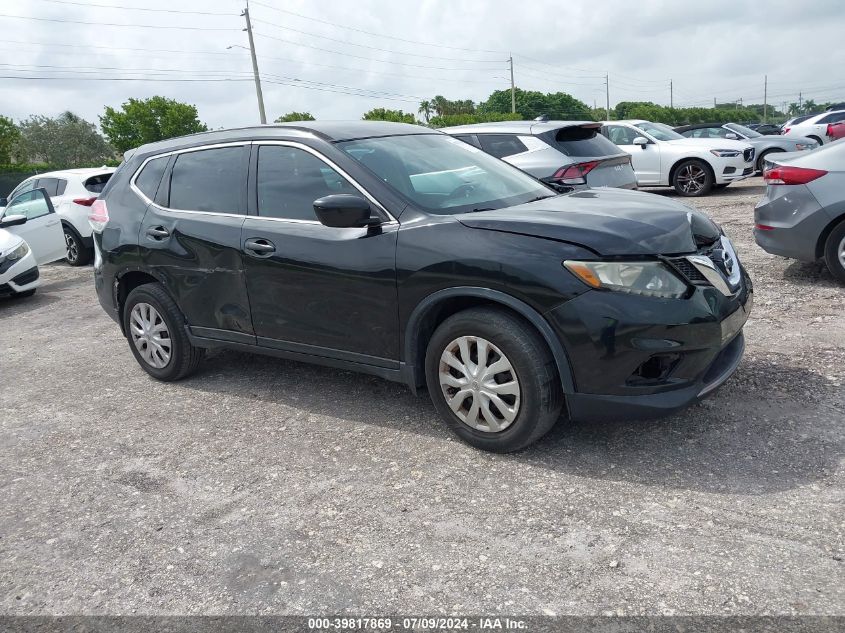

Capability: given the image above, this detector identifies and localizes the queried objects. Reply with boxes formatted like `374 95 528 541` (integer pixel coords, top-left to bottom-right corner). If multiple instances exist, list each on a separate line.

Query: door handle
244 237 276 257
146 226 170 240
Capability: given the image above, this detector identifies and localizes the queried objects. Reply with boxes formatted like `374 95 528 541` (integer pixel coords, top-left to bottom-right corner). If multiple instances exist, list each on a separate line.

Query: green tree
479 88 591 120
430 95 475 117
274 111 315 122
361 108 417 123
16 111 113 167
428 112 523 127
418 100 433 123
100 96 208 153
0 115 20 163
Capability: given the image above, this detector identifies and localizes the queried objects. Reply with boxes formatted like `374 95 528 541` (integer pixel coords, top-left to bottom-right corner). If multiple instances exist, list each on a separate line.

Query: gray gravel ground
0 178 843 616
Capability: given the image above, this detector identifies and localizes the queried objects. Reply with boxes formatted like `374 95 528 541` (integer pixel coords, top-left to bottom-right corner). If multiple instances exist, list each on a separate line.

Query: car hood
664 138 751 151
456 188 720 256
0 228 24 254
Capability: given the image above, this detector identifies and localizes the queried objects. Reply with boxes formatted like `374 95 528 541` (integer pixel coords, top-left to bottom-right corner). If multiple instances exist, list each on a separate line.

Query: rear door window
135 157 169 201
605 125 640 145
35 178 60 197
546 126 624 157
477 134 528 158
168 146 246 213
453 134 482 149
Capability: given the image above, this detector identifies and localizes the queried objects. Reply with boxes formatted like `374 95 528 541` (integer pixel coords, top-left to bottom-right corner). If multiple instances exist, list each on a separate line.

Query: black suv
92 122 752 452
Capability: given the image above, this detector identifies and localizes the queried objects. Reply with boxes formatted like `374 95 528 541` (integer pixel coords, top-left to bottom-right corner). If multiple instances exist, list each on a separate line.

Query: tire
823 220 845 284
63 226 91 266
13 289 36 298
713 183 729 190
672 159 713 197
424 307 563 452
122 282 204 381
757 149 782 173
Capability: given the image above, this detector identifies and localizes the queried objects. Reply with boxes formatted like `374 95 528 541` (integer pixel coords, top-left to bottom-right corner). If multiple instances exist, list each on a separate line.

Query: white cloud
0 0 842 128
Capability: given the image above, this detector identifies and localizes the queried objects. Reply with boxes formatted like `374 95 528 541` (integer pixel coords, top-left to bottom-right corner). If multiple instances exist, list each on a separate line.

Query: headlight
564 260 689 299
4 242 29 261
710 149 742 157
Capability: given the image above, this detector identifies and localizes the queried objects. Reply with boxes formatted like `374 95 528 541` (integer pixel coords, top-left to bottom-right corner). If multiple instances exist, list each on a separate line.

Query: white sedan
783 109 845 146
0 188 67 299
601 120 755 196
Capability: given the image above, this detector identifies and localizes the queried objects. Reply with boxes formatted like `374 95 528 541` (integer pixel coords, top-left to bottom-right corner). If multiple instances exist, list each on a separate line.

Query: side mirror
632 136 649 147
0 214 27 228
313 194 379 228
725 133 739 140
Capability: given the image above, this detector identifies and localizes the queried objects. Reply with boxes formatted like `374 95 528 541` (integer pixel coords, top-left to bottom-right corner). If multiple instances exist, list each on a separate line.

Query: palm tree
418 100 432 123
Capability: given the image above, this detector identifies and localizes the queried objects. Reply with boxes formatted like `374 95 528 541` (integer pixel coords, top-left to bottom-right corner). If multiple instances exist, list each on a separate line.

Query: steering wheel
444 182 476 201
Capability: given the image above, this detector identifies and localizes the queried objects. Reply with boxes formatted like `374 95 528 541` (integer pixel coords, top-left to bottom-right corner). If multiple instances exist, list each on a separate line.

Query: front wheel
757 149 782 173
64 227 91 266
123 283 204 381
425 307 563 452
824 220 845 284
672 159 713 197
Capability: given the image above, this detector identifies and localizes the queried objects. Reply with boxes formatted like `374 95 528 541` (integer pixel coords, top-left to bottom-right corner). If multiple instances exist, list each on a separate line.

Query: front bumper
547 272 752 421
0 250 40 297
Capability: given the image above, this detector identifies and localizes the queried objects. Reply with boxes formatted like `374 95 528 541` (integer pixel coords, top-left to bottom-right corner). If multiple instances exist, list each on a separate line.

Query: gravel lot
1 177 843 616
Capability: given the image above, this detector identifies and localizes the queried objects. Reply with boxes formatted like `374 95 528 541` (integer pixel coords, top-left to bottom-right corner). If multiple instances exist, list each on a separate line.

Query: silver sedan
754 139 845 282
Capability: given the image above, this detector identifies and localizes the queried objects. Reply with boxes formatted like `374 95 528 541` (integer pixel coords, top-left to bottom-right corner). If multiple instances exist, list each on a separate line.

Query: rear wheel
63 226 91 266
123 283 204 381
808 135 823 146
823 220 845 284
425 307 563 452
672 159 713 197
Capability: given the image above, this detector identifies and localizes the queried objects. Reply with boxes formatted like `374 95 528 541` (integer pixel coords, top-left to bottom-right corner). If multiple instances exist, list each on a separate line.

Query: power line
251 17 505 63
248 0 505 54
253 32 502 71
28 0 233 16
0 13 239 30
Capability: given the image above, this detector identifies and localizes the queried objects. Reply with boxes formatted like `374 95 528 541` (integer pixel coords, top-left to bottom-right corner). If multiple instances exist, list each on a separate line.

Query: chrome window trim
128 139 397 225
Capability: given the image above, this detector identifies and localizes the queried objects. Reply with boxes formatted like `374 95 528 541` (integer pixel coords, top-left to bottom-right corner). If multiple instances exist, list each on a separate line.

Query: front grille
668 257 709 284
11 266 38 286
744 147 755 163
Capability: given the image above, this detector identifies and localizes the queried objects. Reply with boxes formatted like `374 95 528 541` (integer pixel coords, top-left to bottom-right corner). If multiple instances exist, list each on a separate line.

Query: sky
1 0 844 129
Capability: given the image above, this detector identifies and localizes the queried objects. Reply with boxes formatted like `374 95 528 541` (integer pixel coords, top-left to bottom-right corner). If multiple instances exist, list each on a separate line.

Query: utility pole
714 97 717 108
798 91 803 113
508 55 515 114
763 75 768 122
670 79 673 109
605 74 610 118
242 3 266 124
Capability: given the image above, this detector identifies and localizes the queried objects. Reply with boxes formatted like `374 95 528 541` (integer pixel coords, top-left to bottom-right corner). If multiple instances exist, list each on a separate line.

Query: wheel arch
402 286 576 395
668 155 715 187
816 211 845 259
114 268 168 334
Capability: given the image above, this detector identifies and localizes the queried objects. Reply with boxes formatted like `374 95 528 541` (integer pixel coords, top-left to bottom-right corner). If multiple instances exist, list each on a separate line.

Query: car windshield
634 121 685 141
726 123 761 138
338 134 555 215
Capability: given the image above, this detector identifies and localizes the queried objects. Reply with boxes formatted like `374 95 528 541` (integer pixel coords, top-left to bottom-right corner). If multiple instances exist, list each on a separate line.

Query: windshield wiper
468 207 495 213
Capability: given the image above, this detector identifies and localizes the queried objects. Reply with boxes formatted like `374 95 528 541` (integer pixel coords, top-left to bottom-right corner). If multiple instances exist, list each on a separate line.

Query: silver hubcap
838 236 845 269
677 164 706 194
438 335 521 433
64 232 78 262
129 303 172 369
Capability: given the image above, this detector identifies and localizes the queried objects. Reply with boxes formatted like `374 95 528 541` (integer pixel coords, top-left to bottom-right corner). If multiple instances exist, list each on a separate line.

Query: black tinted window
56 179 67 195
820 112 845 124
454 134 482 149
84 173 112 193
549 126 623 157
605 125 639 145
478 134 528 158
135 157 168 200
257 146 356 220
169 147 244 213
36 178 59 197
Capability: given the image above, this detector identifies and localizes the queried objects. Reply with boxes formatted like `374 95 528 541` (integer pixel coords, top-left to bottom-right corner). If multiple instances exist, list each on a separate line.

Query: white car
0 167 115 266
600 120 755 196
0 188 66 299
783 110 845 146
